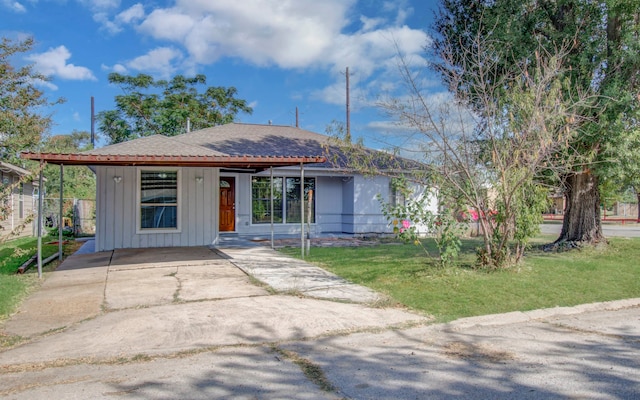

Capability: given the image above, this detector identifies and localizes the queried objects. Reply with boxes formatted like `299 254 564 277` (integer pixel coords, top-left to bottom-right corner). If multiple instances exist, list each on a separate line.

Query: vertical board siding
121 168 135 248
96 166 219 251
203 168 214 244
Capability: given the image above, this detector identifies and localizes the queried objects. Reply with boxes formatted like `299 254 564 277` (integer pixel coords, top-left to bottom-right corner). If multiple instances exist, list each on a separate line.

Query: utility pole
90 96 95 148
346 67 351 142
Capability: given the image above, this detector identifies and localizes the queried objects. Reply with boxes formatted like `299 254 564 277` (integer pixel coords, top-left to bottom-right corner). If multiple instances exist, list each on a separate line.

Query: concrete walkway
222 246 382 303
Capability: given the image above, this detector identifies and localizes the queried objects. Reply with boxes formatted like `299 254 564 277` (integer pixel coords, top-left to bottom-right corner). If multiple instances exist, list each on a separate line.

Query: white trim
136 167 182 234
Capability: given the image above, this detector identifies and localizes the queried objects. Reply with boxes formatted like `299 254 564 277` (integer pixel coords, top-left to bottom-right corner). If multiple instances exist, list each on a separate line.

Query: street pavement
540 222 640 238
0 244 639 399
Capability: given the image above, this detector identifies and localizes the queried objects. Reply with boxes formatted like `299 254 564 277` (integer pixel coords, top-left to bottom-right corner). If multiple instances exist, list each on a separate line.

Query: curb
445 298 640 330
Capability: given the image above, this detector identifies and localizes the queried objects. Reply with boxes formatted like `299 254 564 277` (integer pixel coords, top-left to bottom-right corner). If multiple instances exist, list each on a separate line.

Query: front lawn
0 236 75 322
280 236 640 322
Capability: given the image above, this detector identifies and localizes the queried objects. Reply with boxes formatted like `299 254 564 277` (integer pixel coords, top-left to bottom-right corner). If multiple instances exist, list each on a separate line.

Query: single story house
0 161 39 238
22 123 435 251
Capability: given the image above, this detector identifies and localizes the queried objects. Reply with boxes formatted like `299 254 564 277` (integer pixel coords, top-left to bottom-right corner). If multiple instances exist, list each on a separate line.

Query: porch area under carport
20 148 327 277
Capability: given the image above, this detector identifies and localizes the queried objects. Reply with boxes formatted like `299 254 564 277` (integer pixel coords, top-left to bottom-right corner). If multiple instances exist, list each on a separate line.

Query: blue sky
2 0 443 149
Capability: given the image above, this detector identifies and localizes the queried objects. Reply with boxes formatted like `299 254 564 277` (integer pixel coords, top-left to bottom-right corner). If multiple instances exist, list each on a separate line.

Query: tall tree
0 36 62 240
0 37 62 163
98 73 253 143
433 0 640 245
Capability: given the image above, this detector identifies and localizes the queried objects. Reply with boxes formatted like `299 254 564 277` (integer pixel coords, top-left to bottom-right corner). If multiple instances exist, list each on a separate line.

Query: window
252 176 283 224
139 170 179 230
390 178 407 208
286 177 315 223
251 176 315 224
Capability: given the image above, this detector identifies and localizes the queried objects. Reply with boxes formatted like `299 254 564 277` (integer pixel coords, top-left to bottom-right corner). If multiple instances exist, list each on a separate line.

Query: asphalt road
1 299 639 399
540 222 640 238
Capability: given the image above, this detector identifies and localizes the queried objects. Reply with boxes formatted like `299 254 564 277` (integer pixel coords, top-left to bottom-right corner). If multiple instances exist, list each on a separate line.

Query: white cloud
32 78 58 91
26 46 96 81
125 47 183 78
75 0 140 34
1 0 26 12
112 63 127 73
360 16 385 32
124 0 429 109
116 3 144 24
136 0 354 67
76 0 120 12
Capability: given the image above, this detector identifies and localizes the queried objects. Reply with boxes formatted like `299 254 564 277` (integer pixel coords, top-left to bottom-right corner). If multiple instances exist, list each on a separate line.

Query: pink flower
401 220 411 229
470 210 479 221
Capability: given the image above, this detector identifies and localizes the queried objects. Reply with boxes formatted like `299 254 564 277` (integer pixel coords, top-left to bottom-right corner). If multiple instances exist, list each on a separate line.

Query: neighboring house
22 123 436 251
0 162 38 238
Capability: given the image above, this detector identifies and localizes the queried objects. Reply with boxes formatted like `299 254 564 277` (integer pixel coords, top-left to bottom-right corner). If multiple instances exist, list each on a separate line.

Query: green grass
0 236 60 275
0 236 75 323
280 236 640 322
0 274 31 319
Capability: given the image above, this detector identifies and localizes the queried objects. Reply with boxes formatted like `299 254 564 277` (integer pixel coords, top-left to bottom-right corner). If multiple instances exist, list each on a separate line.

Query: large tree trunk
556 170 604 244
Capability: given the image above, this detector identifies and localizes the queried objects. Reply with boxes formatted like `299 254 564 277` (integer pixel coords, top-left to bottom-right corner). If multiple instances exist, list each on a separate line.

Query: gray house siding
1 165 37 238
95 166 219 251
347 175 392 233
94 165 432 251
315 176 343 232
228 169 394 237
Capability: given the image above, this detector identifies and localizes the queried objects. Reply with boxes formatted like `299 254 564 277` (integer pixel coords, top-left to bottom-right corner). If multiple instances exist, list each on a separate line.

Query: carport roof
21 133 326 168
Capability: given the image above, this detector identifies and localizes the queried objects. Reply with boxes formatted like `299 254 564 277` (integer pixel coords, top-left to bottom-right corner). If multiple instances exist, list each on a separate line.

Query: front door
219 177 235 231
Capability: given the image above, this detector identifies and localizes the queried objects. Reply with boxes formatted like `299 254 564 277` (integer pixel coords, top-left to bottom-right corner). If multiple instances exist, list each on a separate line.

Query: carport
21 150 326 278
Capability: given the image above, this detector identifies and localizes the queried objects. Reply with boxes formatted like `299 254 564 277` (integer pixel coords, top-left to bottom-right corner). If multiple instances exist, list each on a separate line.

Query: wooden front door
219 177 235 231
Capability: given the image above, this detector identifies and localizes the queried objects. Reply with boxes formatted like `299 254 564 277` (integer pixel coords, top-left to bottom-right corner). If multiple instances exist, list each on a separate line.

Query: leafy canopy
433 0 640 174
98 73 253 143
0 37 63 163
43 131 95 199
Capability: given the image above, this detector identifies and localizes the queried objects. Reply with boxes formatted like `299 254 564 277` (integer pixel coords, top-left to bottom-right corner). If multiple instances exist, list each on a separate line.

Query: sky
1 0 443 149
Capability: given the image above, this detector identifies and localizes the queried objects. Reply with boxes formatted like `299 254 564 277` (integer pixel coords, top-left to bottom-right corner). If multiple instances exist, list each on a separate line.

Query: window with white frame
139 170 179 230
251 176 315 224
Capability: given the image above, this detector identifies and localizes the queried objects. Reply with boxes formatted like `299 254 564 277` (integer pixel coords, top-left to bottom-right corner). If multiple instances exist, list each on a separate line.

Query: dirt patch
442 341 516 363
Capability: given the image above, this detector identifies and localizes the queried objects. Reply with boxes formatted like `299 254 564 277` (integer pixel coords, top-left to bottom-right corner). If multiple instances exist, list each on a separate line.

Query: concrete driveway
1 245 639 399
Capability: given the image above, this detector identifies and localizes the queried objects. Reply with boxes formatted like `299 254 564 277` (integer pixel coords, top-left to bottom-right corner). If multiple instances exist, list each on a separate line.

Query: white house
22 123 436 251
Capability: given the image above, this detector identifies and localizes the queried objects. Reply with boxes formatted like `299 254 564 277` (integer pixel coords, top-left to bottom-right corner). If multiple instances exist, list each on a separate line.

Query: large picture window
286 177 315 224
251 176 315 224
139 170 179 230
251 176 283 224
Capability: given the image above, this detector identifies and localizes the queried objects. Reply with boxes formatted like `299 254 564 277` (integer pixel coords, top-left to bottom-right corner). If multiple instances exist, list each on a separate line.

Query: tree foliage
0 37 62 163
433 0 640 245
329 28 591 268
98 73 253 143
43 131 95 199
0 36 63 241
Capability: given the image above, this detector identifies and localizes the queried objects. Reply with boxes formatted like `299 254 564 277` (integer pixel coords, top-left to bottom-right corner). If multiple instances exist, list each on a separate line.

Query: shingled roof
84 135 226 157
21 123 421 171
21 126 326 168
175 123 329 157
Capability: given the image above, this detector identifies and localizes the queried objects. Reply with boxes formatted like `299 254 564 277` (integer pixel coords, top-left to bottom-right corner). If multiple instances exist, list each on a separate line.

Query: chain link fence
42 198 96 236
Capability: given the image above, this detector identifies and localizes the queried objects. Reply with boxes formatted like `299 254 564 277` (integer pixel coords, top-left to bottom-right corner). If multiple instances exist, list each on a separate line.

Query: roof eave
20 152 326 168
